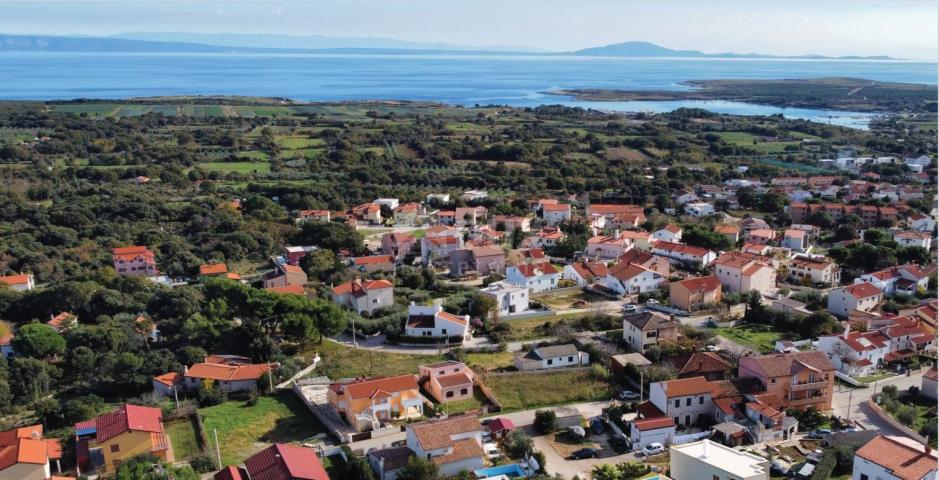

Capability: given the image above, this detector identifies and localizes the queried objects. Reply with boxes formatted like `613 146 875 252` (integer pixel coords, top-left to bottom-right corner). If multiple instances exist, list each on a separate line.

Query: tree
282 312 316 347
895 405 918 426
295 222 365 254
504 430 533 458
681 224 731 252
347 455 377 480
12 324 65 358
534 410 558 434
397 456 441 480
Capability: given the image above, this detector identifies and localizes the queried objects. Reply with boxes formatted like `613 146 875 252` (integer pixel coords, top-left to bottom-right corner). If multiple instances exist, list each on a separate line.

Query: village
2 156 935 480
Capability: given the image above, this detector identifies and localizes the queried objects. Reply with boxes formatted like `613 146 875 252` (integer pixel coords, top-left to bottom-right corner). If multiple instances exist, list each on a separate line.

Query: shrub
895 405 918 426
189 453 217 473
503 430 533 458
534 410 557 434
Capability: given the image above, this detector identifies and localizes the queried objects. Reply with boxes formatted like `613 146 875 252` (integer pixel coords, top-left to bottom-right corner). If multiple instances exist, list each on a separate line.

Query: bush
504 430 533 458
189 453 217 473
196 387 226 407
534 410 558 434
895 405 918 426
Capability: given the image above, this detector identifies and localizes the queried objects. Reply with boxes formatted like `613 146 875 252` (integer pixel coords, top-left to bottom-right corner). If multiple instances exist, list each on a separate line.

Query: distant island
0 34 904 60
549 77 938 113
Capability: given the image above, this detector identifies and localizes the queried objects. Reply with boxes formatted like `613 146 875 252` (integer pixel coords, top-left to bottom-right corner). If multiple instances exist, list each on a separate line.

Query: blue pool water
474 464 526 478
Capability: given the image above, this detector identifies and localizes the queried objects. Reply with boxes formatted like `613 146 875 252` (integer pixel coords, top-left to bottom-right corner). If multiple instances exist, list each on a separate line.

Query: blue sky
3 0 936 59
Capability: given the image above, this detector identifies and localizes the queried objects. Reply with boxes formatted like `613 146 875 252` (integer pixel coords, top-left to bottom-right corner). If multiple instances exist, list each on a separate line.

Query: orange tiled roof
855 435 937 480
200 263 228 275
660 376 711 397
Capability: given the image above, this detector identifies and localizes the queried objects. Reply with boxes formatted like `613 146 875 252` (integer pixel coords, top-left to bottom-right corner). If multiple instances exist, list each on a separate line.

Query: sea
1 52 936 129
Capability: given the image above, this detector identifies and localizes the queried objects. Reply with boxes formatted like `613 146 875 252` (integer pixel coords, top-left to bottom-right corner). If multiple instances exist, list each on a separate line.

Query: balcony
790 380 828 392
787 392 827 406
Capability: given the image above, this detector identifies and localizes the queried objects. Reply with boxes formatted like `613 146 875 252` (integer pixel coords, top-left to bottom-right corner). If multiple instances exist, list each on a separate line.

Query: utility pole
640 371 644 402
846 388 854 422
214 428 222 469
268 364 274 392
351 316 358 348
173 386 179 409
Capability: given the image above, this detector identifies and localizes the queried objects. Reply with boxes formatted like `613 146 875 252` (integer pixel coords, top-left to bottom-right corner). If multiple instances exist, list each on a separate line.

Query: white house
563 261 609 287
505 262 560 293
586 233 633 260
852 435 937 480
816 328 891 377
648 376 714 429
922 367 937 401
855 264 929 297
627 417 675 452
541 203 572 226
684 202 715 217
910 214 936 232
373 198 400 210
332 278 395 315
651 241 717 267
893 231 932 250
479 281 530 317
903 154 932 173
671 440 769 480
513 344 589 371
781 229 809 252
606 262 666 296
712 251 776 295
0 273 34 292
788 256 840 286
406 416 485 477
653 224 683 243
828 282 883 318
404 303 470 343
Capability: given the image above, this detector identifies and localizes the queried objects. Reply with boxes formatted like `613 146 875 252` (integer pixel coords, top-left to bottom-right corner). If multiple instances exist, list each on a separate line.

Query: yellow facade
97 430 171 473
343 388 423 429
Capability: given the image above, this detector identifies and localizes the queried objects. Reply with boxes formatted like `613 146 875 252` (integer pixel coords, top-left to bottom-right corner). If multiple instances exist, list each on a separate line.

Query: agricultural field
198 161 271 173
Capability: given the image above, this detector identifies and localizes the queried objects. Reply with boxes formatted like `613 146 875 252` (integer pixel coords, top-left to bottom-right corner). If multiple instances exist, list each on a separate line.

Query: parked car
642 443 665 456
622 304 639 313
571 448 599 459
704 344 720 352
590 418 605 434
646 299 660 305
484 443 500 459
807 429 832 439
619 390 640 400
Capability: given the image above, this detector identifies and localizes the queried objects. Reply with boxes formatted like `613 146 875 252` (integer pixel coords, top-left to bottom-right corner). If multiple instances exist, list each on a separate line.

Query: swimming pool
474 464 526 479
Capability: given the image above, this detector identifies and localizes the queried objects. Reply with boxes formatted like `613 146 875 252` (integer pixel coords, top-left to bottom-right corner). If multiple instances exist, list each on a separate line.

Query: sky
2 0 937 59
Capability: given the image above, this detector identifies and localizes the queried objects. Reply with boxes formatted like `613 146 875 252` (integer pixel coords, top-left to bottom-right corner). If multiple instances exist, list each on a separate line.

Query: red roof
0 274 31 286
341 375 419 400
512 262 558 278
632 416 675 431
245 443 329 480
265 285 305 295
331 279 393 296
844 282 883 299
111 246 149 255
354 255 393 266
153 372 183 387
653 241 710 257
214 466 248 480
489 418 515 433
660 376 712 397
186 362 275 382
282 264 304 274
200 263 229 275
673 275 721 293
93 404 164 444
855 435 937 480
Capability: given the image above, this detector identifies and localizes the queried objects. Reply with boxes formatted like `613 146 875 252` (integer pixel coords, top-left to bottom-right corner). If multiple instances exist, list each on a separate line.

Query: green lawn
200 161 271 173
312 341 446 379
714 324 783 353
855 371 897 384
277 136 324 149
165 417 201 460
199 392 325 466
430 388 491 415
464 350 516 370
480 370 610 411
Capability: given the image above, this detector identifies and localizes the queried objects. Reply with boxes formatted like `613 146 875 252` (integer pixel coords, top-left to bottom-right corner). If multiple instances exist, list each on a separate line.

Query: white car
619 390 640 400
642 443 665 456
484 443 501 459
622 304 639 313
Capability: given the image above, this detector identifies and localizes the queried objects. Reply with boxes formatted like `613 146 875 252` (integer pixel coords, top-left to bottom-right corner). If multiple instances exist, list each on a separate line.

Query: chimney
614 229 621 240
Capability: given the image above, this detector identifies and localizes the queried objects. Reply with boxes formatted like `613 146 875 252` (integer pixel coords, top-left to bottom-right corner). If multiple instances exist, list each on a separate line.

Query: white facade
670 440 769 480
505 265 559 293
894 232 932 250
684 202 715 217
405 423 484 477
827 285 882 318
815 333 888 377
373 198 400 210
606 268 665 296
404 304 469 341
648 382 713 428
628 422 675 451
542 206 572 227
479 281 530 317
911 216 937 232
652 227 682 243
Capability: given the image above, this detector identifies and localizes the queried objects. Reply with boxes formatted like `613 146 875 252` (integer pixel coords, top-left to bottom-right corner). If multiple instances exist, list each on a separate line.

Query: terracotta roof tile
855 435 937 480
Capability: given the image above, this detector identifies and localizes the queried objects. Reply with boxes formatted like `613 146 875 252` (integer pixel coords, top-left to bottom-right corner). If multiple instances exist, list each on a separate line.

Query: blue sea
1 52 935 128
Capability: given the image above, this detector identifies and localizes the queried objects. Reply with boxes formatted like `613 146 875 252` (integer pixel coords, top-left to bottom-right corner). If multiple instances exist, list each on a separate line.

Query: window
446 391 454 398
699 396 704 405
685 415 690 425
771 378 776 384
460 388 468 395
674 399 680 408
686 398 691 407
110 444 120 453
568 356 574 362
859 475 868 480
712 476 720 480
547 359 553 365
441 328 447 335
674 417 679 425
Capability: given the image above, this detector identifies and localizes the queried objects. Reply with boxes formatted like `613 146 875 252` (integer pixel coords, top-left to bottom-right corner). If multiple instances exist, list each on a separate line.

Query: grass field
855 371 897 384
714 324 783 353
430 388 491 415
165 417 201 460
480 370 610 411
312 341 446 379
199 161 271 173
199 392 325 466
277 136 324 149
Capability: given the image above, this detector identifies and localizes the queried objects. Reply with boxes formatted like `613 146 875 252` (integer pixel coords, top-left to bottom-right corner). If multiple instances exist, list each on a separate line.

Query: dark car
571 448 599 459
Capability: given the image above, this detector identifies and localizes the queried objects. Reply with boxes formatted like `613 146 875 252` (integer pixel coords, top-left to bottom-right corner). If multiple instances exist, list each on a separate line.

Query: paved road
830 369 925 436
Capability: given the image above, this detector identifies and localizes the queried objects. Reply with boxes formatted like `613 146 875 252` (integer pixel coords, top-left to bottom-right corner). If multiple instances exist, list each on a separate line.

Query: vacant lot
312 341 446 379
481 370 610 411
199 392 324 466
165 417 201 460
200 161 271 173
714 324 783 353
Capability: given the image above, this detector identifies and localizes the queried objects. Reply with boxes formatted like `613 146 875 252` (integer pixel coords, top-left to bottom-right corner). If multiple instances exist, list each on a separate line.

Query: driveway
830 369 925 435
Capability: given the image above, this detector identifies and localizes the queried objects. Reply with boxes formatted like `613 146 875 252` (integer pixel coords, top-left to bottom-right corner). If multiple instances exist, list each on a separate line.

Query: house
382 232 418 260
284 245 318 266
651 241 716 268
856 264 930 297
623 311 680 355
921 367 937 400
479 281 530 317
770 298 812 317
199 263 241 281
331 278 394 315
712 252 776 295
455 206 487 226
263 263 307 289
489 215 531 233
405 415 484 477
586 232 632 260
329 375 423 432
367 446 413 480
112 246 158 277
513 344 589 371
351 203 383 224
910 214 936 232
781 229 809 252
670 275 722 312
563 261 609 286
852 435 937 480
662 352 733 381
520 227 565 249
684 202 715 217
788 256 840 286
0 329 13 359
541 203 572 226
618 249 671 275
214 443 329 480
903 154 932 173
461 190 488 201
426 193 451 204
450 245 506 277
44 312 77 334
648 376 713 428
421 236 464 265
404 303 470 344
505 262 560 293
653 224 683 243
608 211 646 230
0 273 34 292
488 418 516 440
419 361 475 403
670 440 769 480
817 326 892 377
436 211 456 226
829 282 884 318
605 262 666 296
353 255 395 274
714 224 740 244
74 404 172 474
741 242 772 256
626 417 676 452
737 351 835 411
619 230 655 251
894 231 933 250
0 424 67 480
393 203 424 226
610 353 652 374
587 204 644 221
297 209 331 223
746 229 777 245
178 358 276 393
151 372 183 399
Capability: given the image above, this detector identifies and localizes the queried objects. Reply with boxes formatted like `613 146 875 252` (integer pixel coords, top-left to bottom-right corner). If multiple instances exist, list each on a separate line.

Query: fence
671 431 711 445
475 379 503 413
